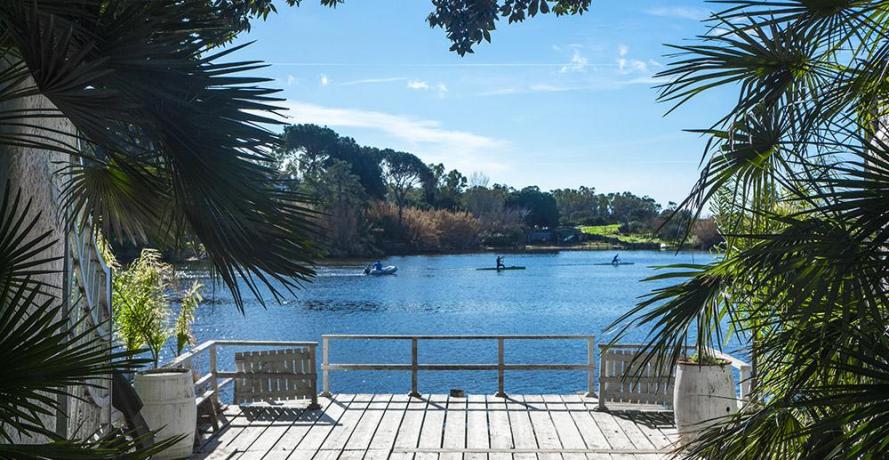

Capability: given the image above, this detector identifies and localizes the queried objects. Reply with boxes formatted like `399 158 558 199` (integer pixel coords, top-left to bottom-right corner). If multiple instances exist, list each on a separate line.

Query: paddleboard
476 266 526 271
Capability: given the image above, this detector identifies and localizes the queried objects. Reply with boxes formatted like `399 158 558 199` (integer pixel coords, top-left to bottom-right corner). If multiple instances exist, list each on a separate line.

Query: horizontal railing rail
163 338 752 411
321 334 596 398
163 340 318 407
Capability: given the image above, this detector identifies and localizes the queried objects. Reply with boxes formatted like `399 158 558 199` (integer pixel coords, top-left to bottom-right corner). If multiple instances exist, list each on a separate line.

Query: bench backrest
598 344 690 410
234 348 317 405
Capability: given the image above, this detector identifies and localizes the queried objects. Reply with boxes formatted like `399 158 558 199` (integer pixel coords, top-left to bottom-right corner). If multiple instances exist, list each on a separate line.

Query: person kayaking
496 256 505 270
612 254 621 265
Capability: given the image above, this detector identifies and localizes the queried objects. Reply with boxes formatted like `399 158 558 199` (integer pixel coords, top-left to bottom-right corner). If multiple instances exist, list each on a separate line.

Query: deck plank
558 395 611 460
315 393 374 456
524 395 562 460
341 394 392 456
486 395 513 460
542 395 586 460
391 394 430 459
285 394 356 459
441 395 467 460
243 406 307 457
194 405 244 458
416 394 448 460
367 393 410 456
233 406 298 456
505 395 537 460
196 394 678 460
610 414 656 453
263 397 336 457
194 406 248 459
465 395 489 460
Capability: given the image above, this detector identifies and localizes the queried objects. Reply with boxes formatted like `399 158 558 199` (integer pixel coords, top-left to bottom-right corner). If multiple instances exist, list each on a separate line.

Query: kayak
364 265 398 276
476 266 526 271
593 262 635 266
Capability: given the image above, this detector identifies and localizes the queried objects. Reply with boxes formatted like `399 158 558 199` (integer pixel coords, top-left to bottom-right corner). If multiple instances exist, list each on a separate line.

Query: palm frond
1 1 322 309
0 185 147 442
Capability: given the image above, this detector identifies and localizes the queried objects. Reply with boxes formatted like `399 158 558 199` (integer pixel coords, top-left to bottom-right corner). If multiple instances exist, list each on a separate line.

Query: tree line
275 124 719 257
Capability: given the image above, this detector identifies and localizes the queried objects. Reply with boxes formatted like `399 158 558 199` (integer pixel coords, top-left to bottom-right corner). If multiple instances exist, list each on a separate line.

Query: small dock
194 394 676 459
170 336 750 459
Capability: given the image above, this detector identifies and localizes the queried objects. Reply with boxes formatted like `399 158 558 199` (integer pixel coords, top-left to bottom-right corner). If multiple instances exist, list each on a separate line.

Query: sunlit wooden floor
193 394 677 460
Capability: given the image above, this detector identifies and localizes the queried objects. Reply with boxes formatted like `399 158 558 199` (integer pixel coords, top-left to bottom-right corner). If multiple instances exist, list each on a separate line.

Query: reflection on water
301 299 385 312
171 250 717 395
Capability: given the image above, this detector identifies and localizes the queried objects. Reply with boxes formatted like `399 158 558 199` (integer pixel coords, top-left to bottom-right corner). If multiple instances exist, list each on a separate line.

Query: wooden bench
234 348 320 410
598 344 690 411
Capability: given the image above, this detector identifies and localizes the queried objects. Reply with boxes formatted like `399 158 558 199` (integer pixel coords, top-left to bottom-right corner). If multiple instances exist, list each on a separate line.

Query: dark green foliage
279 124 387 199
607 1 889 457
552 186 598 225
380 149 435 223
235 0 593 56
0 185 174 457
506 186 559 228
427 163 467 210
1 0 321 311
426 0 592 55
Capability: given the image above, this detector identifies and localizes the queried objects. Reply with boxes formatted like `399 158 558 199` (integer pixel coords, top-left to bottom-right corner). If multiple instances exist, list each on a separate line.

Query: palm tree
1 0 322 455
0 1 596 455
607 1 889 458
0 184 183 458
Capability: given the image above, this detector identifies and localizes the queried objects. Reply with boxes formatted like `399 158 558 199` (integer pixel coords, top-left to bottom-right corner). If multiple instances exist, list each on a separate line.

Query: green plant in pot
104 246 202 458
607 260 740 446
674 352 737 445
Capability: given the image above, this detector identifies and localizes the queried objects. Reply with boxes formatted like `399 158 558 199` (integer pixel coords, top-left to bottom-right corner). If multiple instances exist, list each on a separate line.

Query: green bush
103 245 202 368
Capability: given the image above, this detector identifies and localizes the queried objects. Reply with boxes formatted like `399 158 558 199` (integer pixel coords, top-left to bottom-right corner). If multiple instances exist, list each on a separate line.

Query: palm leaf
1 1 322 309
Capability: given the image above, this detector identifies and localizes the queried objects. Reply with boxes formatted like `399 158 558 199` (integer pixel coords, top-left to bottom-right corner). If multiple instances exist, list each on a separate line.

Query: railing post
739 364 752 403
321 336 331 397
409 338 420 398
495 338 506 398
308 344 321 410
209 342 219 405
586 337 595 397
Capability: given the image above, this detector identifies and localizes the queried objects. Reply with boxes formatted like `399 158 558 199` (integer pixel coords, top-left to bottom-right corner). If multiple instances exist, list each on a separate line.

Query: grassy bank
578 224 666 246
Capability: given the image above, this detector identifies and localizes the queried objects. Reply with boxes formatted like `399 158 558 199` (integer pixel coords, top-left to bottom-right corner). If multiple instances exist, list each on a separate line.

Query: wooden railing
597 344 753 410
66 220 114 433
166 338 752 412
321 334 596 398
164 340 318 407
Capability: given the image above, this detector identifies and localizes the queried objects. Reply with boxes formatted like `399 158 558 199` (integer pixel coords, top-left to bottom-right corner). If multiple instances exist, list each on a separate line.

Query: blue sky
232 1 735 205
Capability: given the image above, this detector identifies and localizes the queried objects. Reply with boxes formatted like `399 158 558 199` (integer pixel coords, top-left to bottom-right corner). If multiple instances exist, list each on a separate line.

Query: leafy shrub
367 202 482 252
111 249 172 367
103 244 203 368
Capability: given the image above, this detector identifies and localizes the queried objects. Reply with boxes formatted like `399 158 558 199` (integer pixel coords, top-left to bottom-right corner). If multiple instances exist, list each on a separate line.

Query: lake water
172 250 715 397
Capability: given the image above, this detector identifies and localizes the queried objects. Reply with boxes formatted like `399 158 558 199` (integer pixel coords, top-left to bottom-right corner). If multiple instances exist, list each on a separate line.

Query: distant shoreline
318 244 710 265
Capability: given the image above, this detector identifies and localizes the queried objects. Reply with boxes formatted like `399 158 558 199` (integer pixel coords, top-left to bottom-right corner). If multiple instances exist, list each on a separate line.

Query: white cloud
644 6 709 21
560 49 589 73
340 77 406 86
407 80 448 97
407 80 430 90
616 45 657 75
286 75 298 86
275 101 509 172
319 74 330 86
480 77 663 96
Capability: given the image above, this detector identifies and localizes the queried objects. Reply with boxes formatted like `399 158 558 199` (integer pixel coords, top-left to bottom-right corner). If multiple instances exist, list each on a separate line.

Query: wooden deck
193 394 677 460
